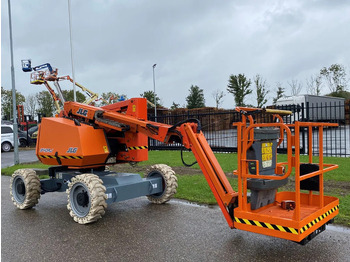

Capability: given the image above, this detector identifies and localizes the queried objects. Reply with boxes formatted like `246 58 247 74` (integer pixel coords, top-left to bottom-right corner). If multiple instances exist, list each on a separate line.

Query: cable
169 118 202 133
181 147 197 167
168 118 201 166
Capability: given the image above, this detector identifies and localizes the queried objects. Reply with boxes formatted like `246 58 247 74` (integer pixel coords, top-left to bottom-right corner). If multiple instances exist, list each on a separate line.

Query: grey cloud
1 0 349 109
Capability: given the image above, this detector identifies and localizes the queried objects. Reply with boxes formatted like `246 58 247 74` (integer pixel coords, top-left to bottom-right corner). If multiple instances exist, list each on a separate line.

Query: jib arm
179 123 238 228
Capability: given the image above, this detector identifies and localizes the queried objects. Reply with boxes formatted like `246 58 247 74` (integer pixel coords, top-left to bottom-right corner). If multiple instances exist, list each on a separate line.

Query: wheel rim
12 176 26 203
3 143 11 152
70 182 91 217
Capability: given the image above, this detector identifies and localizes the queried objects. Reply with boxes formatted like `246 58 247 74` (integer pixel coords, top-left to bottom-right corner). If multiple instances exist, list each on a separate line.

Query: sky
1 0 350 109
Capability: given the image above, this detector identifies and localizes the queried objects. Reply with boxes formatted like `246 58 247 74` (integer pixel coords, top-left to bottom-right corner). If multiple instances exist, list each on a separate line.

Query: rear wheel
145 164 178 204
10 169 41 209
2 142 12 152
67 174 107 224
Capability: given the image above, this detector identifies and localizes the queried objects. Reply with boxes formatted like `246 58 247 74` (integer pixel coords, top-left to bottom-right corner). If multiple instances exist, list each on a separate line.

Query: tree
273 82 285 105
306 75 322 96
327 90 350 100
62 90 86 103
170 102 180 110
212 89 225 109
24 94 37 117
320 64 348 93
186 85 205 109
288 79 302 96
1 86 26 120
254 75 268 108
98 92 127 106
227 74 252 107
36 91 56 117
140 90 162 109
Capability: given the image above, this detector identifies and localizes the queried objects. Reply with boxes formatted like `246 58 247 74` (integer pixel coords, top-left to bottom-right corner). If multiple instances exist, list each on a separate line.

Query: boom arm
58 75 104 105
43 82 61 114
63 100 238 227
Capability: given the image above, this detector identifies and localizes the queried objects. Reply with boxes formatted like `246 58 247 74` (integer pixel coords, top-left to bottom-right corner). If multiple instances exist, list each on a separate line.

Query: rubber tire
2 142 12 152
10 169 41 209
145 164 178 204
19 138 28 147
67 174 107 224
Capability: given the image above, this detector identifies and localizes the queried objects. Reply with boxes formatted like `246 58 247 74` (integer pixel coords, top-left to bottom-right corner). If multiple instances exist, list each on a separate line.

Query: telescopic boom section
63 101 238 227
58 75 101 105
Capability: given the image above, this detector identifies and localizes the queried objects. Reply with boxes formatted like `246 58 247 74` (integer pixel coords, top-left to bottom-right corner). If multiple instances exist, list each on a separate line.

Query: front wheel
10 169 41 209
2 142 12 152
145 164 178 204
66 174 107 224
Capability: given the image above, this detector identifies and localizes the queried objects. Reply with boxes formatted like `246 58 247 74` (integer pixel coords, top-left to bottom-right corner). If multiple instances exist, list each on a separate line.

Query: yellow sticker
261 142 273 168
103 146 109 153
132 105 136 112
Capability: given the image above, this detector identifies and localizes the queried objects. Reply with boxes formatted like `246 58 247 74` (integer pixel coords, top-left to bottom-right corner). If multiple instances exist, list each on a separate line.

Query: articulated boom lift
21 60 107 113
10 98 339 244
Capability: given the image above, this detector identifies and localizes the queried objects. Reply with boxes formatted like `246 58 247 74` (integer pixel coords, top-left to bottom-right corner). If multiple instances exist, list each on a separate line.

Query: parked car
27 125 38 136
1 125 18 152
27 125 38 143
18 129 32 147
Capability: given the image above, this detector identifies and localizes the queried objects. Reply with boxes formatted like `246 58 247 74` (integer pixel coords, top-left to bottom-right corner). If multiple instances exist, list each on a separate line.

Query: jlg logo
67 147 78 153
76 108 88 117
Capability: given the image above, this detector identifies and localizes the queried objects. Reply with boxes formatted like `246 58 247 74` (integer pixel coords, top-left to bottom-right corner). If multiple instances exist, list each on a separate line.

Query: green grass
3 151 347 181
175 175 238 204
335 194 350 226
138 150 237 173
143 150 348 181
2 151 349 226
1 162 48 177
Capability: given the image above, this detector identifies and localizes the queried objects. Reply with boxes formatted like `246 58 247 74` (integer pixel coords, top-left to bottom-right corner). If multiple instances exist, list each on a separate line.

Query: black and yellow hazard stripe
234 204 339 235
127 146 148 151
234 217 298 235
39 155 83 160
300 205 339 234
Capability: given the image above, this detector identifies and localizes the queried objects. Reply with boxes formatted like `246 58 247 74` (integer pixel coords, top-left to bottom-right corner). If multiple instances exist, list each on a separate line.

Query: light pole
7 0 19 164
152 63 157 121
68 0 76 101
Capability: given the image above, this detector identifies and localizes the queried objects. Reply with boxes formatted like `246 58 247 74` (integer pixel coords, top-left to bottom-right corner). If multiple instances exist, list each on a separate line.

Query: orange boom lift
10 78 339 244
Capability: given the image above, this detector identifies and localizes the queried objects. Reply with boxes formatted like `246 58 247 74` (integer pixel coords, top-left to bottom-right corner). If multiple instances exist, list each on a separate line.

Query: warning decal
261 142 273 168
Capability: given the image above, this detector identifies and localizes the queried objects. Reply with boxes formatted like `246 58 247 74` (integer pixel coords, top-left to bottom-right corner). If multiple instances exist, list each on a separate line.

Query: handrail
239 122 293 180
299 164 338 181
297 122 338 127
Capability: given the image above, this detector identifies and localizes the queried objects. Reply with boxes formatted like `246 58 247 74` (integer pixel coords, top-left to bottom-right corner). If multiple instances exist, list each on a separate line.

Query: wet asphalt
1 149 38 168
2 175 350 262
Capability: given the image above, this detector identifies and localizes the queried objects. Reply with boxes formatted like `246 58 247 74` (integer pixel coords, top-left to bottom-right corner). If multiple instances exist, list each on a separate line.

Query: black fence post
301 103 306 154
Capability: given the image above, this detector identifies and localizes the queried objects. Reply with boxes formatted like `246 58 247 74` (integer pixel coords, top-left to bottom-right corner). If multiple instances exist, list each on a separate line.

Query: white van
1 124 17 152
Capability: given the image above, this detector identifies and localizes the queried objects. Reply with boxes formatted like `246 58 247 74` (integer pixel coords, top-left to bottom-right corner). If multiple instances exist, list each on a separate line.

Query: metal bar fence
148 102 350 157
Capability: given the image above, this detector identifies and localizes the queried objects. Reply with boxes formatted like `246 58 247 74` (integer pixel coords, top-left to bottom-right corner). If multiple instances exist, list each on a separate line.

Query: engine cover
36 118 109 167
